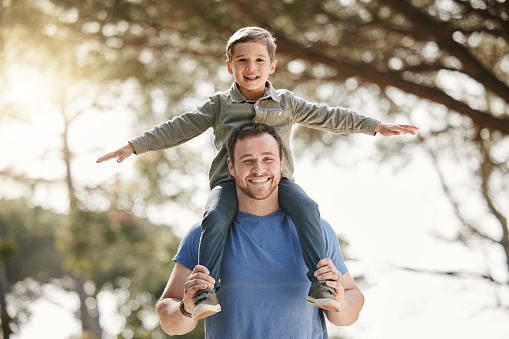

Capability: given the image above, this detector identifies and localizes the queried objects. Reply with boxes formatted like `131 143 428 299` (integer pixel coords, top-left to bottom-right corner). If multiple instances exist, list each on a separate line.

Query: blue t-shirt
174 209 348 339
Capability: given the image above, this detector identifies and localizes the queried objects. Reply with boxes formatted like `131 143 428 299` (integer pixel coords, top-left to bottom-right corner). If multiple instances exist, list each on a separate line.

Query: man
156 123 364 338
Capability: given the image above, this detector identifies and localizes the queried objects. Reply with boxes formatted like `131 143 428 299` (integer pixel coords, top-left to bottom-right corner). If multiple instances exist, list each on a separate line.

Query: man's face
226 41 277 101
228 133 282 201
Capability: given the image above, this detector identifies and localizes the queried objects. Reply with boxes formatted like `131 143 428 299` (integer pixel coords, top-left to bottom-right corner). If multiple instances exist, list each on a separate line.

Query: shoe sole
192 304 222 320
306 296 341 313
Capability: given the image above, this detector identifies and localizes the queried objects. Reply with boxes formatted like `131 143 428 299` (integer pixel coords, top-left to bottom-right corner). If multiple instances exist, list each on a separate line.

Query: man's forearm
326 289 365 326
156 297 198 335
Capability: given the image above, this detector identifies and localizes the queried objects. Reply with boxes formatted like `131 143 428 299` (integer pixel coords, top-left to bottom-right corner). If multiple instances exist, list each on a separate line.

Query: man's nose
251 160 263 173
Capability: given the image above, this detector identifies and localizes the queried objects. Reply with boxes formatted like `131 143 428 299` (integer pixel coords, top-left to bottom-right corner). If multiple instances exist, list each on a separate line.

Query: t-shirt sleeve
322 218 348 275
172 222 201 271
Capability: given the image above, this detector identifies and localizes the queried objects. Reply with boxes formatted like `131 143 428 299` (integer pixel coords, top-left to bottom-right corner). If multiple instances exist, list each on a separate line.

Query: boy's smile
226 41 277 101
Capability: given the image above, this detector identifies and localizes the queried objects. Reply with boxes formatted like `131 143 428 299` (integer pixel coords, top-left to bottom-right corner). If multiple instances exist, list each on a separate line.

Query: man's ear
227 158 235 176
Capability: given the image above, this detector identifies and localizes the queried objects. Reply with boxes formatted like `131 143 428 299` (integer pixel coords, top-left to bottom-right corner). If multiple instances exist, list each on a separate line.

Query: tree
46 0 508 286
1 0 507 336
0 200 68 338
0 198 203 339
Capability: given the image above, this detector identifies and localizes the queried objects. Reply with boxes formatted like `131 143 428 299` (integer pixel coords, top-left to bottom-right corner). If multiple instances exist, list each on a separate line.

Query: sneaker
306 281 341 312
192 288 221 320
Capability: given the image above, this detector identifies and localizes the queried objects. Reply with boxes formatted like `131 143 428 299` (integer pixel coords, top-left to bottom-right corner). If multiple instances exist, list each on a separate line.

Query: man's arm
156 263 215 335
314 258 365 326
325 272 364 326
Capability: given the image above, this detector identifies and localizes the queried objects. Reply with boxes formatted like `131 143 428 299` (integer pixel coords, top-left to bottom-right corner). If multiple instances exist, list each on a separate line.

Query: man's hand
315 258 364 326
157 263 209 335
96 143 135 163
375 123 419 136
182 265 216 313
314 257 345 303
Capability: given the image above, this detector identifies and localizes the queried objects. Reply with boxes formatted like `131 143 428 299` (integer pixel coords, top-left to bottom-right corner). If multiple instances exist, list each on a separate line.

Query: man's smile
249 177 270 183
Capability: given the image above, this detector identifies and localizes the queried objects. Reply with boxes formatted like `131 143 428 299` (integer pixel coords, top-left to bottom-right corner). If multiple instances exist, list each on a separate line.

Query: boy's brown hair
226 27 277 62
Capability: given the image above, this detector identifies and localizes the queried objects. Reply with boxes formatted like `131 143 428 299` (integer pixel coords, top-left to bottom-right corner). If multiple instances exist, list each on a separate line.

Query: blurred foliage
0 199 206 338
0 0 508 337
0 199 65 338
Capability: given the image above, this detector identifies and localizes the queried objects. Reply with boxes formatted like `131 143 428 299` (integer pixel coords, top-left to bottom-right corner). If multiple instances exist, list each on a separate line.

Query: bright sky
295 143 509 339
2 64 508 339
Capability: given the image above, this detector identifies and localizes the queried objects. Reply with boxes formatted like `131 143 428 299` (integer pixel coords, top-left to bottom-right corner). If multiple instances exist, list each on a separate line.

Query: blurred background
0 0 508 338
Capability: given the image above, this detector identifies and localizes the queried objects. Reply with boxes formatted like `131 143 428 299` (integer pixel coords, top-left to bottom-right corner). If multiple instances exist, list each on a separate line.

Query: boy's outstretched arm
374 123 418 136
96 143 135 163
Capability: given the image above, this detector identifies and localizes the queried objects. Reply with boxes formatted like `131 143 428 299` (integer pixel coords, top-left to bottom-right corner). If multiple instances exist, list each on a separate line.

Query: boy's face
226 41 277 101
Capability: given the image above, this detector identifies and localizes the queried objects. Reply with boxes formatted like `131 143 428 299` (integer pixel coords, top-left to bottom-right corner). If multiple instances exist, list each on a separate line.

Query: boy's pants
198 178 326 291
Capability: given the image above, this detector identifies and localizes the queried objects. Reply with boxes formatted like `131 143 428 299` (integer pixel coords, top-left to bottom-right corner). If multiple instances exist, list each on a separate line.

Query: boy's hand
375 123 418 136
96 143 135 163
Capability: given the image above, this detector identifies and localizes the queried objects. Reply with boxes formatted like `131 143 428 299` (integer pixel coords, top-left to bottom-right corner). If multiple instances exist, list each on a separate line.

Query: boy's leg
278 179 341 313
194 180 237 320
278 179 325 281
199 179 238 287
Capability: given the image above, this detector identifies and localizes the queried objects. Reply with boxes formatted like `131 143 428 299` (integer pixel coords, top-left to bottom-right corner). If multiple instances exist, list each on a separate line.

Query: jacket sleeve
129 97 217 154
287 92 380 135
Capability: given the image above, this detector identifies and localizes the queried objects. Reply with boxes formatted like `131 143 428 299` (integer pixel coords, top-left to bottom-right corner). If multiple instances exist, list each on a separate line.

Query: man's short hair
226 26 277 62
226 123 283 165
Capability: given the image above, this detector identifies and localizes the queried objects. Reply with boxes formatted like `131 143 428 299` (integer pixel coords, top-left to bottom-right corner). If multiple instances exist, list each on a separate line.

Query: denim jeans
198 179 326 290
198 180 238 291
278 179 325 283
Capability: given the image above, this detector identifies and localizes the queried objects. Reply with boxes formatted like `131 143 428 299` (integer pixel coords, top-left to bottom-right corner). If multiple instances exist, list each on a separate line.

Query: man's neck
236 189 280 217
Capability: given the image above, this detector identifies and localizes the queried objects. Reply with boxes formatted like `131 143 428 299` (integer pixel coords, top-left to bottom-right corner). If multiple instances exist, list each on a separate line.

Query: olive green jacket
129 82 380 189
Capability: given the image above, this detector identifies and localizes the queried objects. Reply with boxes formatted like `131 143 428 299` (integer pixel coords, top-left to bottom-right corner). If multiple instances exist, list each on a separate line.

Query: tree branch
419 135 501 246
398 265 507 285
378 0 509 104
275 34 509 135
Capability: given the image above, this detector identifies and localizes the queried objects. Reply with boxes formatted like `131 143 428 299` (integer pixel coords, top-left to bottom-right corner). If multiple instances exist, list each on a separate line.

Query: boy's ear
270 59 277 74
226 60 233 74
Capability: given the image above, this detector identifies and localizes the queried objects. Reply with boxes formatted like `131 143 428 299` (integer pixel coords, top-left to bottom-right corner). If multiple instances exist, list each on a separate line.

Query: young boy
97 26 418 320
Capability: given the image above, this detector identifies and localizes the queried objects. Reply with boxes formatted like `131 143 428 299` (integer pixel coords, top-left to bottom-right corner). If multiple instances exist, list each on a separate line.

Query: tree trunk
0 266 12 339
75 277 102 339
60 107 102 338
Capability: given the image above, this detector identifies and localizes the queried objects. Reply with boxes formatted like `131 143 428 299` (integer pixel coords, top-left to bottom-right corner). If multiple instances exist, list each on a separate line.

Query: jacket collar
230 81 280 103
